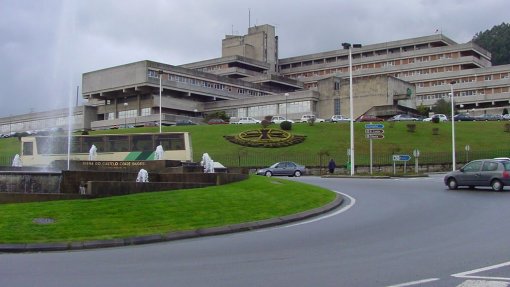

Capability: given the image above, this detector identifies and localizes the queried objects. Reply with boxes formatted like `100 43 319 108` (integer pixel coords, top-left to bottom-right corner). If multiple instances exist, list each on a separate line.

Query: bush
432 127 439 135
406 124 416 133
280 121 292 130
432 117 440 123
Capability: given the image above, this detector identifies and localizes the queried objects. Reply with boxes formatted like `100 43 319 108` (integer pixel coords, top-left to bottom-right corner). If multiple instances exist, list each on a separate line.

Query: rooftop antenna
248 8 251 28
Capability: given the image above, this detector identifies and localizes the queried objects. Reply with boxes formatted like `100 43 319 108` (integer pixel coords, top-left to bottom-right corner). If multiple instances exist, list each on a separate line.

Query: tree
416 103 430 116
473 22 510 65
431 99 453 115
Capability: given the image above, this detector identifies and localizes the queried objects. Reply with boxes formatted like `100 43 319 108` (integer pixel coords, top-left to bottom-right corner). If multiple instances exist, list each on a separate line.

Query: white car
330 115 351 122
423 114 448 122
237 117 261 124
300 114 325 123
271 116 294 124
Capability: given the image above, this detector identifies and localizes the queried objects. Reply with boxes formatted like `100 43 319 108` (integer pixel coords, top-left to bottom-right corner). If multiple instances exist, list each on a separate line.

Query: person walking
328 158 336 174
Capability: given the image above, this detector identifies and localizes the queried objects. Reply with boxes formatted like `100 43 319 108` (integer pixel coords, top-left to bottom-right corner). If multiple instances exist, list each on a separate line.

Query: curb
0 195 343 253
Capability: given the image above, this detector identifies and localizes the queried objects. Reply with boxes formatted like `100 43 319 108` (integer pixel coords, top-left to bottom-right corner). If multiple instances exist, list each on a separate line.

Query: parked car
423 114 448 122
453 114 475 121
387 114 419 121
300 114 325 123
237 117 261 124
355 115 384 122
444 159 510 191
176 119 197 126
271 116 294 124
475 114 502 121
256 161 306 177
503 114 510 120
207 118 227 125
330 115 351 122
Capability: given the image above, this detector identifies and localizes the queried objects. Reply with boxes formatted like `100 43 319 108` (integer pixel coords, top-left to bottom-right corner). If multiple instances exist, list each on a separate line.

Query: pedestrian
328 158 336 174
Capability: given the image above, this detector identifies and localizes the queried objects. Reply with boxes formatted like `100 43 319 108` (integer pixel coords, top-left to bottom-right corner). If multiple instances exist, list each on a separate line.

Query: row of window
281 51 457 71
418 87 510 101
105 108 152 120
235 101 312 118
0 115 83 133
148 70 269 97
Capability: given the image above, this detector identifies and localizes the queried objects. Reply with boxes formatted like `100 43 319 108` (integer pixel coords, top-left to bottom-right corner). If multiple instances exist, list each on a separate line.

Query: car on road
453 114 475 121
387 114 419 121
355 115 384 122
300 114 325 123
271 116 294 124
475 114 502 121
176 119 197 126
423 114 448 122
207 118 227 125
237 117 261 124
256 161 306 177
330 115 351 122
444 159 510 191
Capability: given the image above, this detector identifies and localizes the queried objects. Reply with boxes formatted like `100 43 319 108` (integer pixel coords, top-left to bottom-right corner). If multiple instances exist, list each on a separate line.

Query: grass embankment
1 121 509 166
0 176 336 243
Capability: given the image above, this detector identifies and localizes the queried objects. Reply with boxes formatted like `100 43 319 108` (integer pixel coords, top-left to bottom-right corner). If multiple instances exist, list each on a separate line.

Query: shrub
280 121 292 130
432 117 440 123
505 123 510 133
432 127 439 135
406 124 416 133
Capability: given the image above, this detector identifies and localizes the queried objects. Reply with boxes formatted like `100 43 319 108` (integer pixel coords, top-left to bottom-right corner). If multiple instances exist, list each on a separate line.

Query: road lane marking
283 191 356 228
456 280 509 287
452 261 510 281
385 278 439 287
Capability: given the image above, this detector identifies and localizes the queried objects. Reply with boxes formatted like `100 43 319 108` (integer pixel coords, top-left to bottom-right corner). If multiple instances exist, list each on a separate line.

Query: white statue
88 144 97 161
136 169 149 182
154 144 164 160
200 153 215 173
12 154 22 167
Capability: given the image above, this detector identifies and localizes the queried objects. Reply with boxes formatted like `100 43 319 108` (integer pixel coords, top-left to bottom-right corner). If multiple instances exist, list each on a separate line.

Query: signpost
413 149 420 174
393 154 411 174
365 124 384 174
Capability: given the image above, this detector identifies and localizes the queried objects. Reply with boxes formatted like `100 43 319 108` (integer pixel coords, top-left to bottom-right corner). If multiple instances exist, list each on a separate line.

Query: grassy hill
1 121 509 167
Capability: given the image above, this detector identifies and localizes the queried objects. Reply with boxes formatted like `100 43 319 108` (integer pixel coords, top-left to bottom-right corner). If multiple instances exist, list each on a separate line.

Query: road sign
393 154 411 161
365 124 384 129
366 134 384 139
365 129 384 134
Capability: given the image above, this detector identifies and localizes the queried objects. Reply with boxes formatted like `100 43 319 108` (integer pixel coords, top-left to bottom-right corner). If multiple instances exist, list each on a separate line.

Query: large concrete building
1 24 509 133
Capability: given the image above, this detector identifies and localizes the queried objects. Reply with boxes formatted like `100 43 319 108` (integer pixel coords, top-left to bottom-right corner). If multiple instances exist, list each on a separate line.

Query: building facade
2 24 509 133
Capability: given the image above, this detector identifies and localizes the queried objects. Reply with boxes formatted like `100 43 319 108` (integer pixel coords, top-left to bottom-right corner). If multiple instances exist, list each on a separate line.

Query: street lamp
342 42 361 176
284 93 289 119
123 102 128 128
158 70 164 133
450 80 456 171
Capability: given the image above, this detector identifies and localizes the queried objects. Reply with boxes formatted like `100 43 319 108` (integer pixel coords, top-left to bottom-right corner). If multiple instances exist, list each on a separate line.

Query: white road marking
385 278 440 287
452 261 510 281
282 190 356 228
456 280 509 287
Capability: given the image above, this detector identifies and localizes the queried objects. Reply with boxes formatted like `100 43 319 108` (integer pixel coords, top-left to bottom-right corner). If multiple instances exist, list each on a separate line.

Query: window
334 98 341 115
463 160 482 172
23 142 33 156
485 75 493 81
482 161 499 172
141 108 151 116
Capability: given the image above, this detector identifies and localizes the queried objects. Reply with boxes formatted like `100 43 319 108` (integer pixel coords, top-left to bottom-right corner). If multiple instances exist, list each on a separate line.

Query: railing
1 150 508 169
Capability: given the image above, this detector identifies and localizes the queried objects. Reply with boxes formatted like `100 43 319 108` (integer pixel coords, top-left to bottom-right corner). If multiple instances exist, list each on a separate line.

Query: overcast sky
1 0 508 117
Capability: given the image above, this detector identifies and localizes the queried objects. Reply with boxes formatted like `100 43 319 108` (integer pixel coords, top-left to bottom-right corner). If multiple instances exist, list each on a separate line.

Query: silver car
256 161 306 177
444 159 510 191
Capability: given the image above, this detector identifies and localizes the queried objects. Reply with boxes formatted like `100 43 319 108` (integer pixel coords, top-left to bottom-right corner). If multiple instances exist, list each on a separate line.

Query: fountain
154 144 164 160
12 154 22 167
88 144 97 160
201 153 215 173
136 169 149 182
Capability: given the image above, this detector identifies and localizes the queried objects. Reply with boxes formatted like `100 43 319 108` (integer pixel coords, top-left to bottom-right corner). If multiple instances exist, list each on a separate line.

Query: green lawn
0 176 336 243
1 121 509 166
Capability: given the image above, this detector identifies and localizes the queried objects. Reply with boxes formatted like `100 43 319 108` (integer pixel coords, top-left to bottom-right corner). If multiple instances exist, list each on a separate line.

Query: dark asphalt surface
2 174 510 287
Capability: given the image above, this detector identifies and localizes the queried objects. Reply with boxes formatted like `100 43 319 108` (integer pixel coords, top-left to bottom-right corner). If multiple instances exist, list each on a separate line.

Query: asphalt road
2 174 510 287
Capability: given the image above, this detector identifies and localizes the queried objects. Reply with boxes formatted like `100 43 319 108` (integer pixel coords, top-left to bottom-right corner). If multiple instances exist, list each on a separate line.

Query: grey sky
1 0 508 117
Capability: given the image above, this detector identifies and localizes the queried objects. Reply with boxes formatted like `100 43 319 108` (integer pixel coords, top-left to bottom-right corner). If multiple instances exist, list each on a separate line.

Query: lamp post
342 42 361 176
158 70 164 133
284 93 289 119
123 102 128 128
450 80 456 171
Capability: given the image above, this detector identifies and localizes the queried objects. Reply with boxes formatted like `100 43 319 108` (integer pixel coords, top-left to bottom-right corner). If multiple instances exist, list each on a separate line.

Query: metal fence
1 149 508 168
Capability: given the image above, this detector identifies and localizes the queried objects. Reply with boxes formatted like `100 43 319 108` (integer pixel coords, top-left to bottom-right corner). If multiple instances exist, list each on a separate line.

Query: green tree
204 111 229 122
431 98 453 115
473 22 510 65
416 103 430 116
